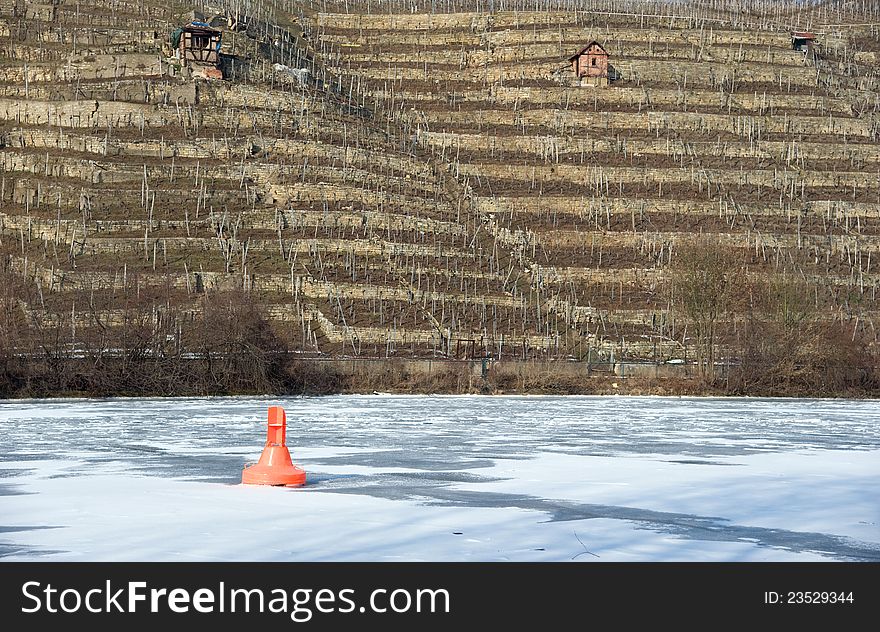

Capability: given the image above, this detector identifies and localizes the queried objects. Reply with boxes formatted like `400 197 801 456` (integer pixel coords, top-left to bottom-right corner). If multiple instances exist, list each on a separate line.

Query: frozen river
1 395 878 561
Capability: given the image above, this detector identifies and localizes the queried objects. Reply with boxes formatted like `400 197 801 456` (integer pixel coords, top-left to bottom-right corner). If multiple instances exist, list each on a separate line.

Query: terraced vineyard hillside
0 0 566 391
1 0 879 395
311 1 880 374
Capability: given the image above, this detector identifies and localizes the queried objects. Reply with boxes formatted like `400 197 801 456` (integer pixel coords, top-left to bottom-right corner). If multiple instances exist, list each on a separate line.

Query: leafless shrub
728 274 878 396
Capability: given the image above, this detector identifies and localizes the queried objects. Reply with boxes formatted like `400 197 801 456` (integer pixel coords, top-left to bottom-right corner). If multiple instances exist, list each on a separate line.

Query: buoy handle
266 406 286 446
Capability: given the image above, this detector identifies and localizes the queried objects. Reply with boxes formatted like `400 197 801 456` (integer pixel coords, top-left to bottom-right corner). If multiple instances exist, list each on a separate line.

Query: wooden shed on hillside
180 22 222 66
171 21 223 79
569 41 610 87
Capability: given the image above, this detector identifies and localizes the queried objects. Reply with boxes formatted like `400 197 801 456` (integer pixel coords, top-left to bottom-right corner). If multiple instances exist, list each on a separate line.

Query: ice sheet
1 395 878 561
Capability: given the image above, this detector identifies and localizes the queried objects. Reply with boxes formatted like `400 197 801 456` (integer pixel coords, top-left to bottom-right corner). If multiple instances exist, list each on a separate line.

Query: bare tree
669 236 737 378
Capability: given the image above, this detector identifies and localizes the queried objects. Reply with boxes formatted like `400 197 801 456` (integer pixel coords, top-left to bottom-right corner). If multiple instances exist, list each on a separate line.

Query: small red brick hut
790 31 816 52
569 41 609 81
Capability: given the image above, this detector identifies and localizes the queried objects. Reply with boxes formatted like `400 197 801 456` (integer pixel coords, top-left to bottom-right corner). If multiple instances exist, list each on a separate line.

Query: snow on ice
1 395 878 561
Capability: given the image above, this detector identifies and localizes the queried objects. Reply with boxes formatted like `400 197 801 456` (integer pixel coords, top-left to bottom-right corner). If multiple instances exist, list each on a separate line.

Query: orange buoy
241 406 306 487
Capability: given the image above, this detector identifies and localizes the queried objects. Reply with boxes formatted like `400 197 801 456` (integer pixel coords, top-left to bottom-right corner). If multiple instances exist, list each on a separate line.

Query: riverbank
1 355 877 399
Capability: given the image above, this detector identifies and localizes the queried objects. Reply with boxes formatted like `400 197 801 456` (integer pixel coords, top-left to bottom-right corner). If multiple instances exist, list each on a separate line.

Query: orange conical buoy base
242 406 306 487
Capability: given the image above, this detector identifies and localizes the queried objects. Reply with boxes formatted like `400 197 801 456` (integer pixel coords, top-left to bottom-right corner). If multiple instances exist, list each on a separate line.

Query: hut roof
183 21 221 35
568 41 608 62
